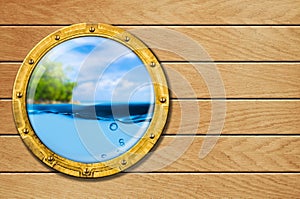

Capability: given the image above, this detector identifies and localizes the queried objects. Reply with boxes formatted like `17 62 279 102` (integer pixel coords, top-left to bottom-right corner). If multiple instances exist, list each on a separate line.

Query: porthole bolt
16 92 23 98
83 168 91 175
121 160 127 165
89 27 95 33
150 133 155 139
28 59 34 65
160 97 167 103
47 156 54 162
23 128 29 134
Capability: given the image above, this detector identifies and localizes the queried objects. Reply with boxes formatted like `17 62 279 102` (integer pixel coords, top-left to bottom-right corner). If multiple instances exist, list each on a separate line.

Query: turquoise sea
27 103 153 163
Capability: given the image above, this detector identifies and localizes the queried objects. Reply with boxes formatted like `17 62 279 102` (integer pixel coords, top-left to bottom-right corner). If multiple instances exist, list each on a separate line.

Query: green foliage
33 60 76 103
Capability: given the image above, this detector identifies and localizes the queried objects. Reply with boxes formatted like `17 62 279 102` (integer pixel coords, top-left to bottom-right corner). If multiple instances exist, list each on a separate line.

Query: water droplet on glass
101 154 107 158
109 122 118 131
119 138 125 146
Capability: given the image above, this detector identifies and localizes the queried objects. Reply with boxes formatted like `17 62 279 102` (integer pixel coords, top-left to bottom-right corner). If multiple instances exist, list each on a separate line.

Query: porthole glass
13 23 169 178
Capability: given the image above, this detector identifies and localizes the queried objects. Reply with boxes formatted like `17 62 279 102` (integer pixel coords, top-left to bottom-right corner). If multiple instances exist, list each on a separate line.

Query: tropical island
31 60 77 104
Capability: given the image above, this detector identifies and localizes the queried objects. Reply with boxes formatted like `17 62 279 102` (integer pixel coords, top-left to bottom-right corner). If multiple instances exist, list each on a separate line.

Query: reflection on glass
27 37 154 163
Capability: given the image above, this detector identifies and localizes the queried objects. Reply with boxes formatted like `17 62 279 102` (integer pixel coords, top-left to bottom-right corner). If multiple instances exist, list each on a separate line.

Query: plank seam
3 61 300 64
2 134 300 137
1 24 300 27
171 98 300 101
2 98 300 101
0 171 299 174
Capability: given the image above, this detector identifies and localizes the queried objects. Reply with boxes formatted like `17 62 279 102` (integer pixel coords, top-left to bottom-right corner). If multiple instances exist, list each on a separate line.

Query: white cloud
72 81 96 102
38 36 154 104
104 66 155 103
74 39 132 83
71 37 103 45
96 78 118 90
122 51 137 59
119 79 135 90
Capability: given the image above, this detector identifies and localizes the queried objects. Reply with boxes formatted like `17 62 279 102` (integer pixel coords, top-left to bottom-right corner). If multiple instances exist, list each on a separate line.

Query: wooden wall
0 0 299 197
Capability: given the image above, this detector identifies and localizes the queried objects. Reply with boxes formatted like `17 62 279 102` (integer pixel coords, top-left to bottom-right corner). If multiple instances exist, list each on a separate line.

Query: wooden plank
1 27 300 61
0 101 15 134
1 100 300 135
1 63 300 99
1 0 300 25
1 136 299 172
0 63 19 99
0 173 299 198
165 63 300 98
168 100 300 135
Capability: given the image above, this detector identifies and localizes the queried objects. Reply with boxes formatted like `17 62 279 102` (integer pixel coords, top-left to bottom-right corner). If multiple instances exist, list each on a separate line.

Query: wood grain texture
0 101 15 134
0 63 19 98
1 1 299 196
1 63 300 99
1 26 300 61
1 0 300 25
0 173 299 198
1 136 299 172
165 63 300 98
2 100 299 135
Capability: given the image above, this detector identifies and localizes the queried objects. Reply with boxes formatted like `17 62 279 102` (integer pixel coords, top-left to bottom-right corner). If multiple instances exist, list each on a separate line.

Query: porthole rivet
23 128 29 134
28 59 34 65
48 156 54 162
160 97 167 103
150 62 156 67
125 36 130 42
16 92 23 98
121 160 127 165
83 168 90 175
89 27 95 33
150 134 155 139
55 35 60 40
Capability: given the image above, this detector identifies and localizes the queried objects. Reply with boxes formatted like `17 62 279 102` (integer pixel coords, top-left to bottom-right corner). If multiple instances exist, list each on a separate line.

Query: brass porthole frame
12 23 169 178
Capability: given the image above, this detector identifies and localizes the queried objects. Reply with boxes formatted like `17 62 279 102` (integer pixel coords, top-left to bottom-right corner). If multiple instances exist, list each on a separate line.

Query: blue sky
36 36 154 104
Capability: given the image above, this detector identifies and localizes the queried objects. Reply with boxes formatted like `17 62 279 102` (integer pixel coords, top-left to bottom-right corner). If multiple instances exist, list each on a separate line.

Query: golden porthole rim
12 23 169 178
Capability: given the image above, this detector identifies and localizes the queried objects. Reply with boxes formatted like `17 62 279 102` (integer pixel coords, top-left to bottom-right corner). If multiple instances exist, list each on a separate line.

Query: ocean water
27 103 154 163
